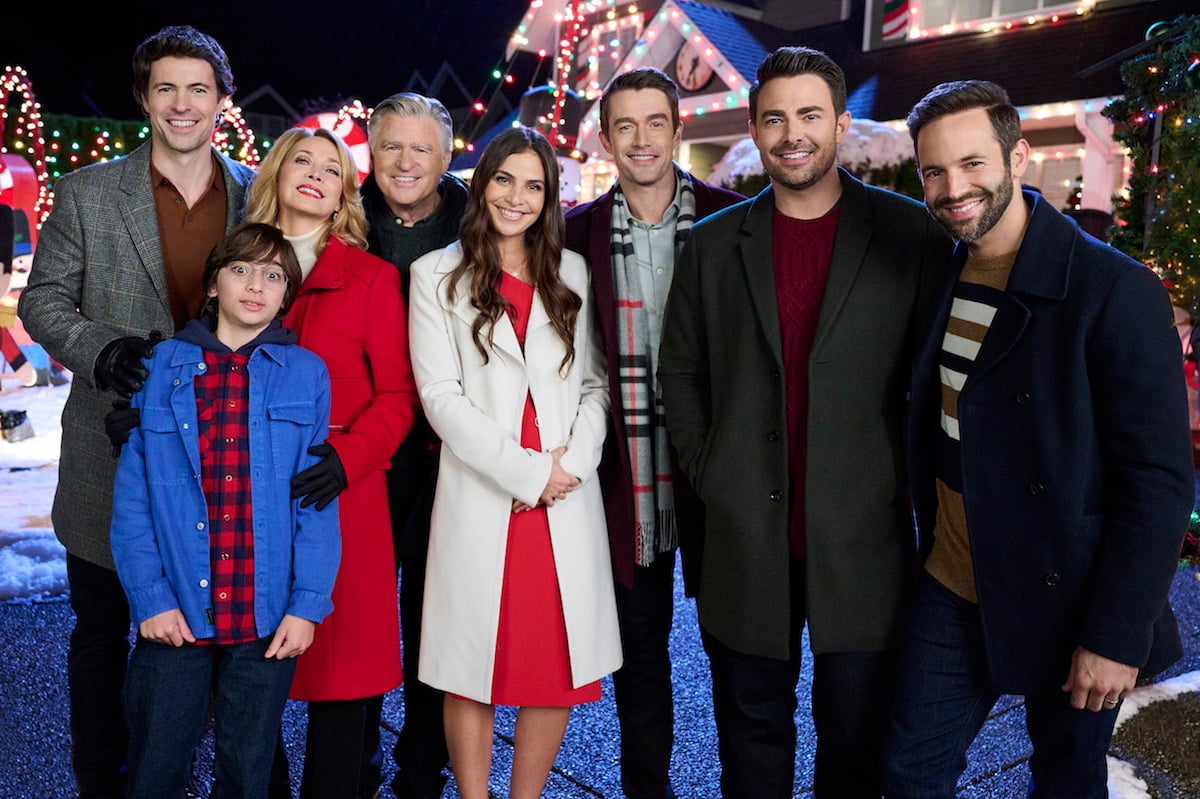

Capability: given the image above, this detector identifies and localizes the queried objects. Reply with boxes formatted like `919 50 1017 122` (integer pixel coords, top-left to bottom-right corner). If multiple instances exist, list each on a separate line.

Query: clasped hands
512 446 580 512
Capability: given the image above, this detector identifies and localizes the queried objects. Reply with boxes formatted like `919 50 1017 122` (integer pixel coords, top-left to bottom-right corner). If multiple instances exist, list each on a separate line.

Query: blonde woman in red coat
248 126 419 798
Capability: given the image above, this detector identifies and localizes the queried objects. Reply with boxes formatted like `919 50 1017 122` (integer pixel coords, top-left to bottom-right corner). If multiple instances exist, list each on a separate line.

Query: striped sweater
925 251 1017 602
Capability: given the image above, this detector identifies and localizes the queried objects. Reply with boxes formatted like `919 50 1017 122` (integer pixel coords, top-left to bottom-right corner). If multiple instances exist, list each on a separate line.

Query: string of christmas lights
1102 15 1200 307
0 66 53 225
3 68 264 228
213 100 261 169
904 0 1098 40
7 2 1192 222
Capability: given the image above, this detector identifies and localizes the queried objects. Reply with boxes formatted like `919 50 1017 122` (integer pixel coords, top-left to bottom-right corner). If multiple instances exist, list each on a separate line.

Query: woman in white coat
407 126 621 799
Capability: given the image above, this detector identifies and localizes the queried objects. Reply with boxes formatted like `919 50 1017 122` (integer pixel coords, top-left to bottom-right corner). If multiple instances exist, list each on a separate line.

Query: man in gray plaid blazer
18 25 254 798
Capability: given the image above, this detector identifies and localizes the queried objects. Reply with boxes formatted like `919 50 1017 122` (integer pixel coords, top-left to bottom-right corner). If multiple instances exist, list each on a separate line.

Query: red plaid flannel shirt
195 350 258 644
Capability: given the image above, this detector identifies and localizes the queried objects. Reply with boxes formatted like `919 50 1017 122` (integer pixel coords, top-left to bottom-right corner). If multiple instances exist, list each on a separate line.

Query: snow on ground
0 377 68 601
2 372 1198 799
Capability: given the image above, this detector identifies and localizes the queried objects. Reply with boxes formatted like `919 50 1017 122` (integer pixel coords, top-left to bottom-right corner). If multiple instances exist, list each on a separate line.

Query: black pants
701 557 899 799
390 549 450 798
66 553 132 799
272 696 385 799
613 552 678 799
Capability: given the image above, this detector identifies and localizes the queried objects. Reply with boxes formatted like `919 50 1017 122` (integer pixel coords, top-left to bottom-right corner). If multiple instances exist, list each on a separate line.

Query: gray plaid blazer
18 142 255 568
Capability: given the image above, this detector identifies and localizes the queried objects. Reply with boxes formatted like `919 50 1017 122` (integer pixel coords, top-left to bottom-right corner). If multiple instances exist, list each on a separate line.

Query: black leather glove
105 399 140 458
94 331 165 398
290 443 347 511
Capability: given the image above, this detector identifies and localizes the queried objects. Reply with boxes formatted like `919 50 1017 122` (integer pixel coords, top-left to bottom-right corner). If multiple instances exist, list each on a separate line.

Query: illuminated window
1025 151 1081 210
921 0 1075 29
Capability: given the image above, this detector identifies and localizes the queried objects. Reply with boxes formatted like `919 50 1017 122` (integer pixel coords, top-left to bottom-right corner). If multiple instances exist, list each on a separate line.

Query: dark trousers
124 635 296 799
357 694 385 795
613 551 678 799
883 575 1120 799
271 695 385 799
66 552 132 798
390 550 450 799
701 557 898 799
386 435 449 799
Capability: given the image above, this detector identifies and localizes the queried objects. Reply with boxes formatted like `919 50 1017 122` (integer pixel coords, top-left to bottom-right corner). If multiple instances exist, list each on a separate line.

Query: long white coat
408 242 622 703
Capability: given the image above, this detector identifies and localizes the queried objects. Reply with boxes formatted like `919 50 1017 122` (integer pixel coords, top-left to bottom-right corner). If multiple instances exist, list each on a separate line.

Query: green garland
4 113 252 188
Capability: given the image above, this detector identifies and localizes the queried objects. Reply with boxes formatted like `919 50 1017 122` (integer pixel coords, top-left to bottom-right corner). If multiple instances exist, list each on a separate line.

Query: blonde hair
245 126 369 252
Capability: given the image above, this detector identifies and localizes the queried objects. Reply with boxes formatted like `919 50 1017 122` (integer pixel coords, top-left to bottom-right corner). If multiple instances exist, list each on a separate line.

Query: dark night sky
3 1 534 120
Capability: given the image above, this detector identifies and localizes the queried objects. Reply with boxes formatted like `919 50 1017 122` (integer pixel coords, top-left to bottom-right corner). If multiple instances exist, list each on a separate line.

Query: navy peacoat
907 190 1194 693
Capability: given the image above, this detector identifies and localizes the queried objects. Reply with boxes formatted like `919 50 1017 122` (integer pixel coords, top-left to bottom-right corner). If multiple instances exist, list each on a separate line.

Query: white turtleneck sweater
285 225 326 281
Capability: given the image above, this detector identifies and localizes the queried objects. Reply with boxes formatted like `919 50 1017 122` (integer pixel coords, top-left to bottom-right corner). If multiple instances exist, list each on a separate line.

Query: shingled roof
678 0 770 84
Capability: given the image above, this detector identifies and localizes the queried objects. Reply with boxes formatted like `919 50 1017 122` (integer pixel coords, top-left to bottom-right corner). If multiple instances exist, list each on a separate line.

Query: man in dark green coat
657 46 952 798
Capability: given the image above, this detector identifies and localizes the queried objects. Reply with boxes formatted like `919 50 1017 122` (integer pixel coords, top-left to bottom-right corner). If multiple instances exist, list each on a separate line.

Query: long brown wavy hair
448 126 579 374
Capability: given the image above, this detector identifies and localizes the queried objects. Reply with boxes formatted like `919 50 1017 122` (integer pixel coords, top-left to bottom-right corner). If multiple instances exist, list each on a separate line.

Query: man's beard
763 141 837 193
930 165 1013 243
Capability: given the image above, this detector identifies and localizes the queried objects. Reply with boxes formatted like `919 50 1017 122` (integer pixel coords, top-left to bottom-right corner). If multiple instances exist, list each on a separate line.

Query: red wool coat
284 235 419 701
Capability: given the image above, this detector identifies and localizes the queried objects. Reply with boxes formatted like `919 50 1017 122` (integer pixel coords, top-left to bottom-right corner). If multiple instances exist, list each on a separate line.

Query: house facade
503 0 1195 211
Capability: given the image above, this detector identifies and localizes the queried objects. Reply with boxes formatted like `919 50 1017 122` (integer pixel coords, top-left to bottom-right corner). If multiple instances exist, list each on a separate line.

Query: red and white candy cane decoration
0 158 12 198
296 109 371 184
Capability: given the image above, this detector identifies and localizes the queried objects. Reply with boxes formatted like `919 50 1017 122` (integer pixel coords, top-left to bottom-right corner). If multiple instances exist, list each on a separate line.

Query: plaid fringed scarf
609 167 697 566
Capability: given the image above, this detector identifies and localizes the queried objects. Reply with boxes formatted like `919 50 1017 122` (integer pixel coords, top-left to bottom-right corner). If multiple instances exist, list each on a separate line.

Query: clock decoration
674 42 714 92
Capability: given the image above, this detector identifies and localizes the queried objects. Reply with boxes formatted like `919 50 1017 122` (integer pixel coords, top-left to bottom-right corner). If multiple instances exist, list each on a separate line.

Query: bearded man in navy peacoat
884 80 1193 799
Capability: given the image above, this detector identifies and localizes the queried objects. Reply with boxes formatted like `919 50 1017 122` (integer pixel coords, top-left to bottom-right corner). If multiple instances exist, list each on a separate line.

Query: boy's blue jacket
111 322 340 638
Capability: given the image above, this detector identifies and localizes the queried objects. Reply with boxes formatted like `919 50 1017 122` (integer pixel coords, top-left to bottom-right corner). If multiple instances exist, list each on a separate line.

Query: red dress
489 272 601 707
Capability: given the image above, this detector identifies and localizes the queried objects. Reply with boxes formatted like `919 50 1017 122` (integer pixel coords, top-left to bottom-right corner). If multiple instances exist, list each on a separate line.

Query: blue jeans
883 575 1120 799
124 634 296 799
701 557 899 799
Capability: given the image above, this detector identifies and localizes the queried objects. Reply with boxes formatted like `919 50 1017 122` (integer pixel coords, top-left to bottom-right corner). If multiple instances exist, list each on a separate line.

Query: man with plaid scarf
565 66 743 799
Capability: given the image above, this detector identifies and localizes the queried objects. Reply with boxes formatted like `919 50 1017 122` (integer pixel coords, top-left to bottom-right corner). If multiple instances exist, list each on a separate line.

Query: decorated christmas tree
1102 14 1200 309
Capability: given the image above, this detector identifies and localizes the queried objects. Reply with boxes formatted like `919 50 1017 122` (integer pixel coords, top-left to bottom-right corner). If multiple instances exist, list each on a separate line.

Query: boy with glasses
110 222 340 798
